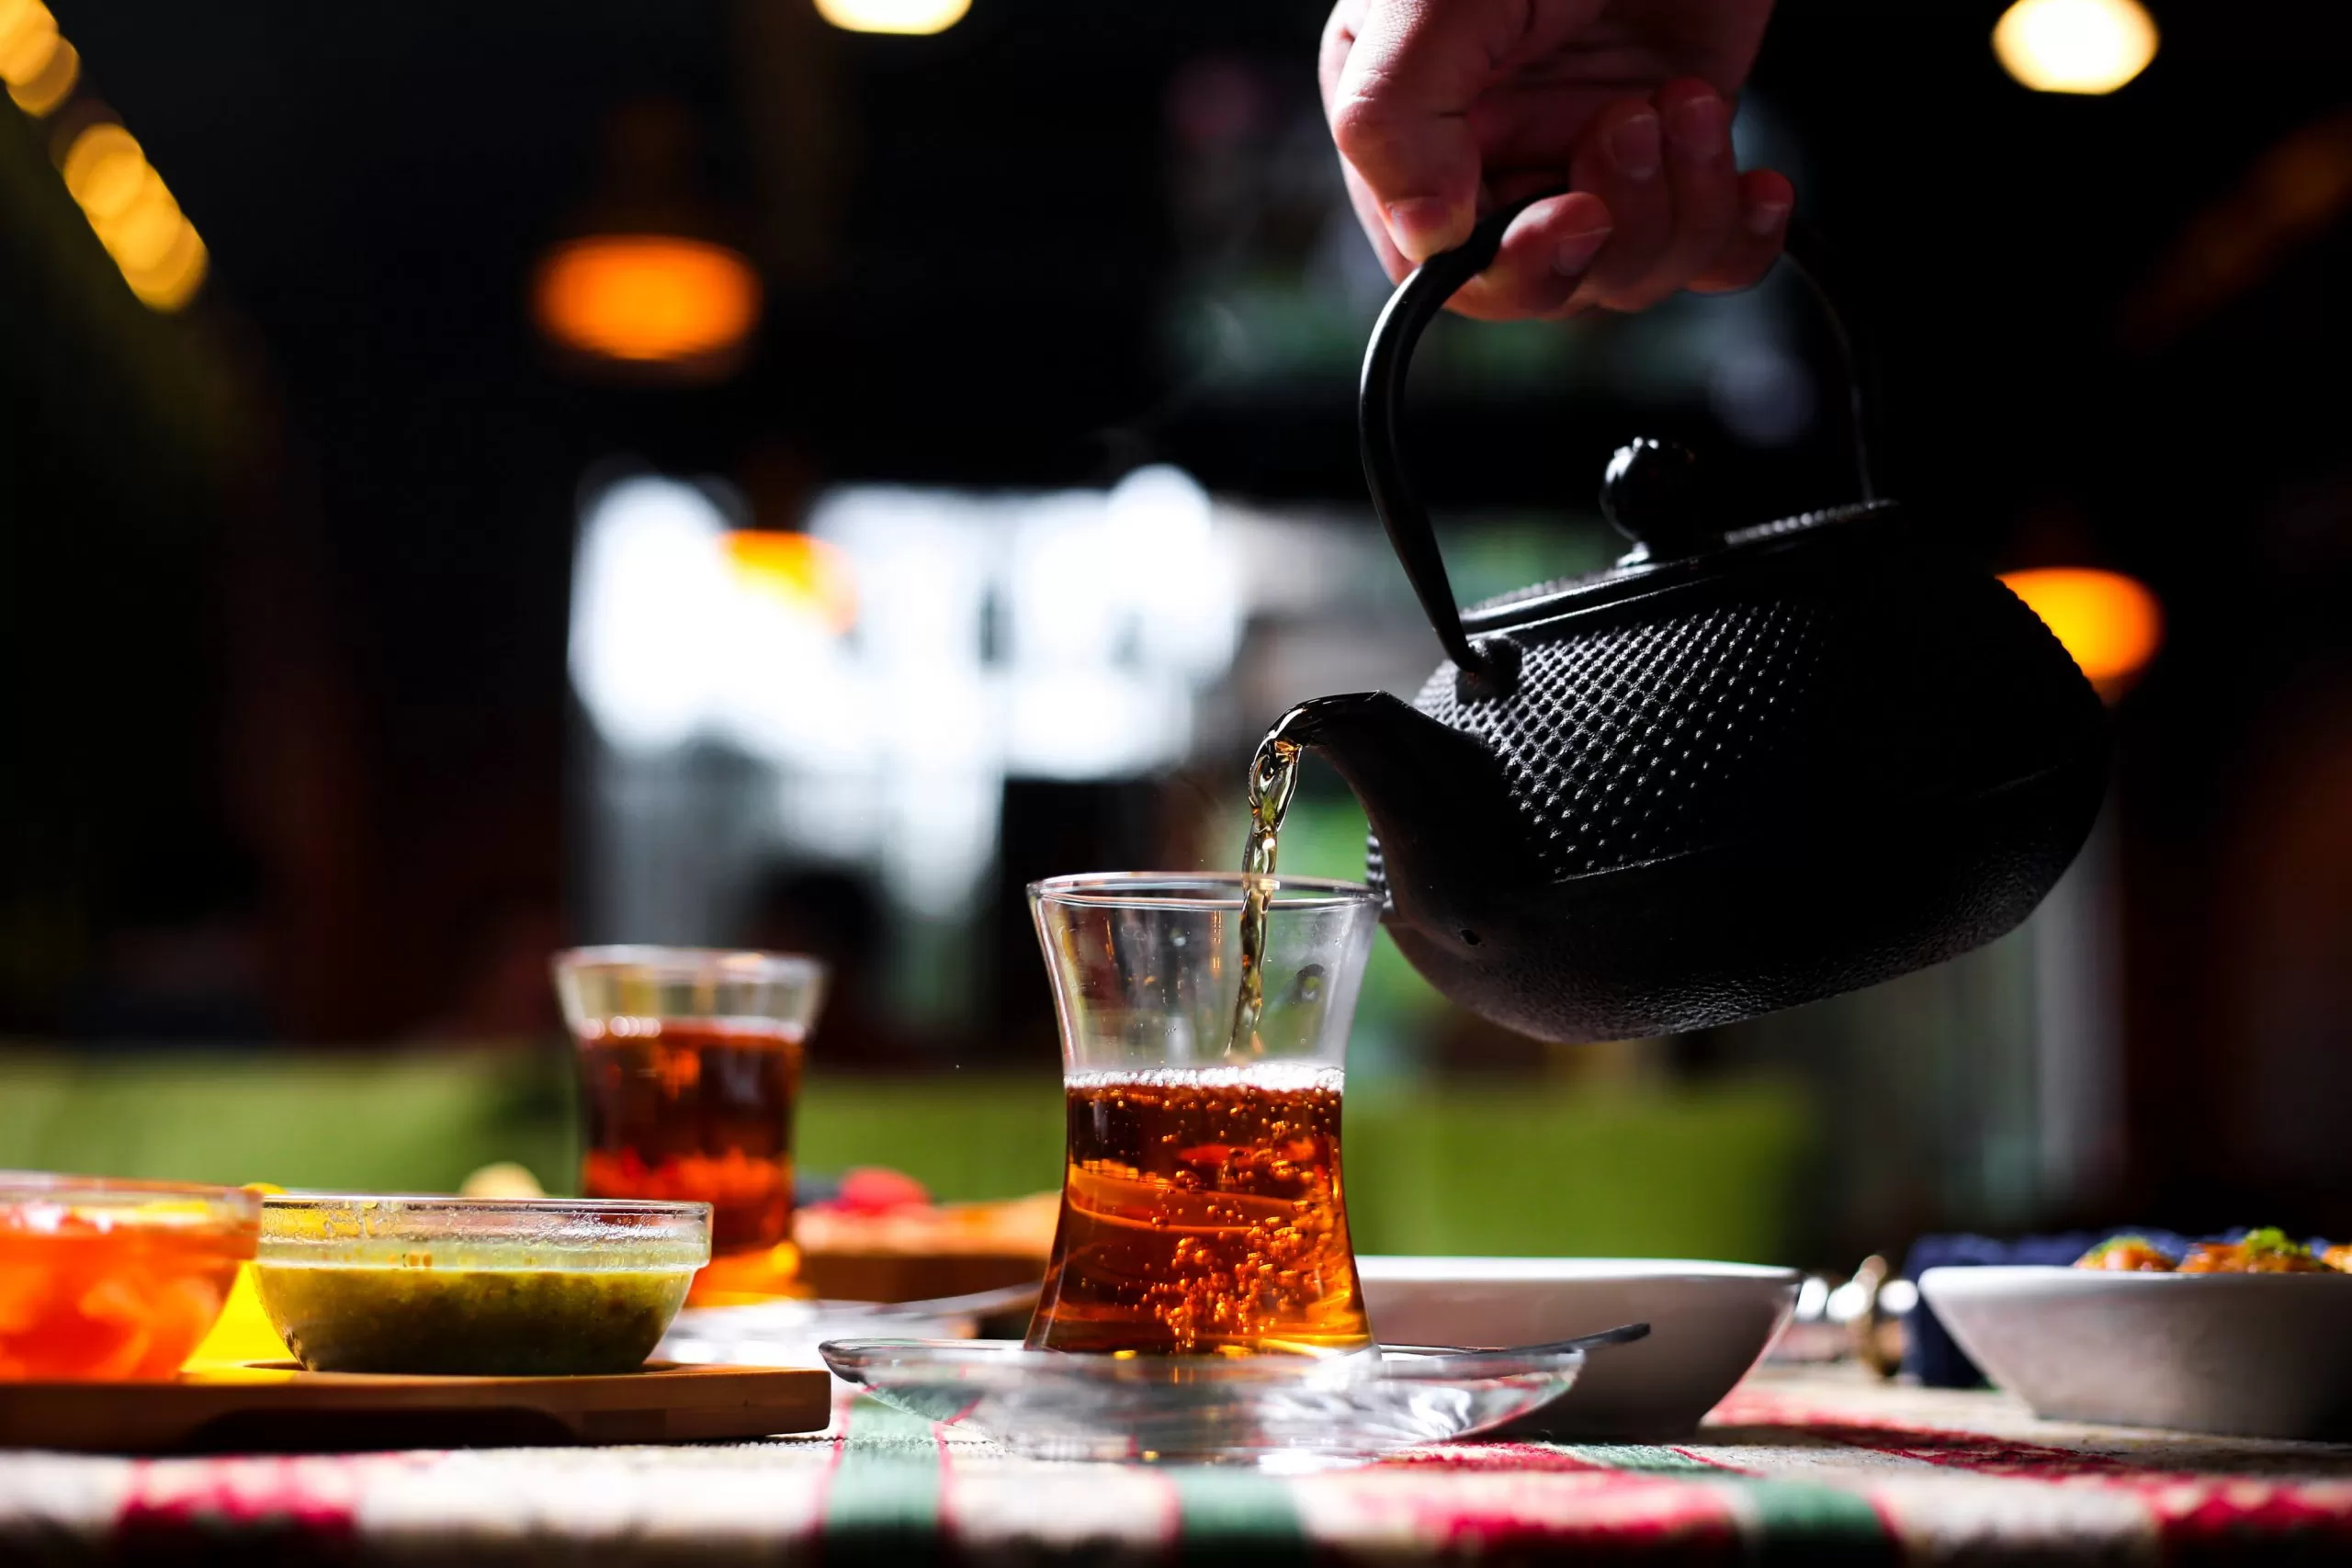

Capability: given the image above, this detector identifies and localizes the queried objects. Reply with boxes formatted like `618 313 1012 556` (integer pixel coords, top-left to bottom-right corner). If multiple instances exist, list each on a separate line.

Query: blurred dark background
4 0 2350 1264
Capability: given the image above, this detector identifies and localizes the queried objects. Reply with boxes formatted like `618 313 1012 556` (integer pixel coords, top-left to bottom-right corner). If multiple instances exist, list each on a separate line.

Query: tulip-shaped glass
1024 874 1382 1357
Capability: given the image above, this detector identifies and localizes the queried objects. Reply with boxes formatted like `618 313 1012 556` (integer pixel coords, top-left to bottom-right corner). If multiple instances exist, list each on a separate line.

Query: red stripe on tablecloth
2143 1479 2352 1554
1377 1441 1627 1472
1299 1455 1747 1558
1421 1475 1741 1557
1713 1387 2168 1478
1788 1428 2352 1553
806 1384 857 1527
1752 1421 2152 1480
1710 1393 2352 1549
112 1455 360 1556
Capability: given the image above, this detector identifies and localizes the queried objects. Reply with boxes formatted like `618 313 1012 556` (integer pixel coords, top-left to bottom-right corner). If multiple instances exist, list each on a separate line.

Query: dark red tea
573 1017 806 1302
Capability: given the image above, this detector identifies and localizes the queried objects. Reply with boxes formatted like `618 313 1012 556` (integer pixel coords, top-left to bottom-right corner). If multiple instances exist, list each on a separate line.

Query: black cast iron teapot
1273 201 2109 1044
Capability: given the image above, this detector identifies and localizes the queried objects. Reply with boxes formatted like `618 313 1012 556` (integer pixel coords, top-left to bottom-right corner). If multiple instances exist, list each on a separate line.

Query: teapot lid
1457 440 1901 637
1361 195 1892 688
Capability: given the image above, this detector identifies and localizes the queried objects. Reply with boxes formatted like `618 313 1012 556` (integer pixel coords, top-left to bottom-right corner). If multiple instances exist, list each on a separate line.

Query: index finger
1321 0 1515 262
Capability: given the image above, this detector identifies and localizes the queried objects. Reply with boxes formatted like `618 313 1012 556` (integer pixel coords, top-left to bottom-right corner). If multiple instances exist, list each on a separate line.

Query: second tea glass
1023 873 1383 1357
552 946 827 1305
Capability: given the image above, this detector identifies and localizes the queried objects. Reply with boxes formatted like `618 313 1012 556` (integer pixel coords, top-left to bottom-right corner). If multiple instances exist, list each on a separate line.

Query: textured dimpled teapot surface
1367 540 2097 903
1412 597 1828 884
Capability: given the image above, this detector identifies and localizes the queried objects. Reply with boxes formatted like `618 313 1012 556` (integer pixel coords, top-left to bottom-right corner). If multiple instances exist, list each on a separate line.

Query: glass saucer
820 1337 1589 1468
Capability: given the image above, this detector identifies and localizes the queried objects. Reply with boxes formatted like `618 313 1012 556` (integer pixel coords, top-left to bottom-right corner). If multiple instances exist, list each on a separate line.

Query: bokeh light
0 0 60 88
814 0 970 36
56 120 209 312
1993 0 2158 96
4 34 74 117
2001 567 2164 700
120 222 209 310
723 530 859 635
533 235 763 366
61 124 148 214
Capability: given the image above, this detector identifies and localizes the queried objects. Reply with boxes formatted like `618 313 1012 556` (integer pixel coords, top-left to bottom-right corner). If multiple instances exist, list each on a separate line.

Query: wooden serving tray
0 1361 832 1454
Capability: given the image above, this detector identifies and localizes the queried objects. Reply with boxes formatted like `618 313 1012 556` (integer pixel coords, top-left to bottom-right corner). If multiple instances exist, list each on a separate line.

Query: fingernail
1609 113 1661 180
1385 197 1461 261
1553 223 1611 276
1747 199 1790 236
1667 95 1726 156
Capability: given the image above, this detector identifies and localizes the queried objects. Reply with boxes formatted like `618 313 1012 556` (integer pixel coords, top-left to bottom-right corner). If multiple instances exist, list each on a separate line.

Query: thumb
1322 0 1497 262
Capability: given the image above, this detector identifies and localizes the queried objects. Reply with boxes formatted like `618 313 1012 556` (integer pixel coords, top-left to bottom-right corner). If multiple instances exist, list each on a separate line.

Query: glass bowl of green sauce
255 1194 711 1376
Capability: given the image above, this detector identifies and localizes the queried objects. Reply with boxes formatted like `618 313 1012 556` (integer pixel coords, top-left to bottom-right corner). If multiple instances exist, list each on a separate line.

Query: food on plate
793 1171 1057 1303
796 1174 1057 1258
2075 1235 2176 1271
2072 1227 2343 1275
2177 1227 2328 1274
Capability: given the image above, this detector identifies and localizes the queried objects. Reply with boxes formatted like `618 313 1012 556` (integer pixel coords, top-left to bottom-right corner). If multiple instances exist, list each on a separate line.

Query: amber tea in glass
553 947 827 1304
1024 873 1381 1356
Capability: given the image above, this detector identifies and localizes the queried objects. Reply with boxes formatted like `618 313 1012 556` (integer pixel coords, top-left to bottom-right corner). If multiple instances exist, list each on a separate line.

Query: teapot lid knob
1601 438 1721 563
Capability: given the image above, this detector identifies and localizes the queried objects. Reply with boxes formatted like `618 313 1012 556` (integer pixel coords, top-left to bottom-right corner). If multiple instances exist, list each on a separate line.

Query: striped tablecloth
6 1367 2352 1562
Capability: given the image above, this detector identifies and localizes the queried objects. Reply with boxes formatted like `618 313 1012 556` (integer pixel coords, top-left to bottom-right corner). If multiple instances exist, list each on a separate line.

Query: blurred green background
0 1045 1812 1262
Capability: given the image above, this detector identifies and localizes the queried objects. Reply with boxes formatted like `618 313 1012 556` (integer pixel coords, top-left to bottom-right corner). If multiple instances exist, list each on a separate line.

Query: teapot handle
1359 193 1879 683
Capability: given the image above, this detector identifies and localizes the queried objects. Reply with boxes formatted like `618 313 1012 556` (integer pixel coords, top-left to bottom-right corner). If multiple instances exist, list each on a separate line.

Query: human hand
1319 0 1794 320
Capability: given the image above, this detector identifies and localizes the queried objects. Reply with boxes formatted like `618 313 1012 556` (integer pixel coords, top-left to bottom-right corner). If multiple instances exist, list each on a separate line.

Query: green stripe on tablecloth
1556 1442 1717 1471
1559 1443 1895 1565
1733 1482 1894 1568
1170 1468 1313 1568
824 1396 944 1562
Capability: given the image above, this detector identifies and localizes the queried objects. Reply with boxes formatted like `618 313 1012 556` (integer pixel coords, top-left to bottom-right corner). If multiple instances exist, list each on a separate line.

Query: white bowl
1356 1256 1801 1438
1920 1265 2352 1439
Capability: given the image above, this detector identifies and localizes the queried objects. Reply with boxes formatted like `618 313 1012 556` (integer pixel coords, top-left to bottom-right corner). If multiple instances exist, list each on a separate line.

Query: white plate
1921 1265 2352 1439
1356 1256 1800 1438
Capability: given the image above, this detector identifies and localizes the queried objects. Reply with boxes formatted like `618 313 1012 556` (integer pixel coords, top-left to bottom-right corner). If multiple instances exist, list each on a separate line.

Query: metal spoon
1376 1320 1651 1370
838 1280 1045 1320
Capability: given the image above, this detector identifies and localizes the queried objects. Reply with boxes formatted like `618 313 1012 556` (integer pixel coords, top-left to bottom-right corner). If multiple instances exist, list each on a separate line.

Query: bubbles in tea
1024 1063 1370 1356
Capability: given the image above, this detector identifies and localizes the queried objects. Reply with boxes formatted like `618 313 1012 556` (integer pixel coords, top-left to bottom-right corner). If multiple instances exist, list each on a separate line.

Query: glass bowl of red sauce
0 1173 260 1381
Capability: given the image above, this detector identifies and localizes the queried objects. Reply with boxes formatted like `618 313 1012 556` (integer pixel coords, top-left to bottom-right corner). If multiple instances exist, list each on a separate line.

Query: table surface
6 1365 2352 1563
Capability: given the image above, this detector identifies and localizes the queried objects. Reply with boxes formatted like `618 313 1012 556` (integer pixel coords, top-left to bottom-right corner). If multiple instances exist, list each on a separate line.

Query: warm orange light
1993 0 2156 95
61 123 147 214
2001 567 2163 700
99 176 187 272
723 530 857 634
57 119 207 313
6 33 73 116
534 235 762 366
120 222 208 310
0 0 60 86
815 0 970 35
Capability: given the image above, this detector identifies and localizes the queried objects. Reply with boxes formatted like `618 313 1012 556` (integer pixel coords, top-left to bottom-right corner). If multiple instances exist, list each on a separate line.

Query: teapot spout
1267 693 1524 934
